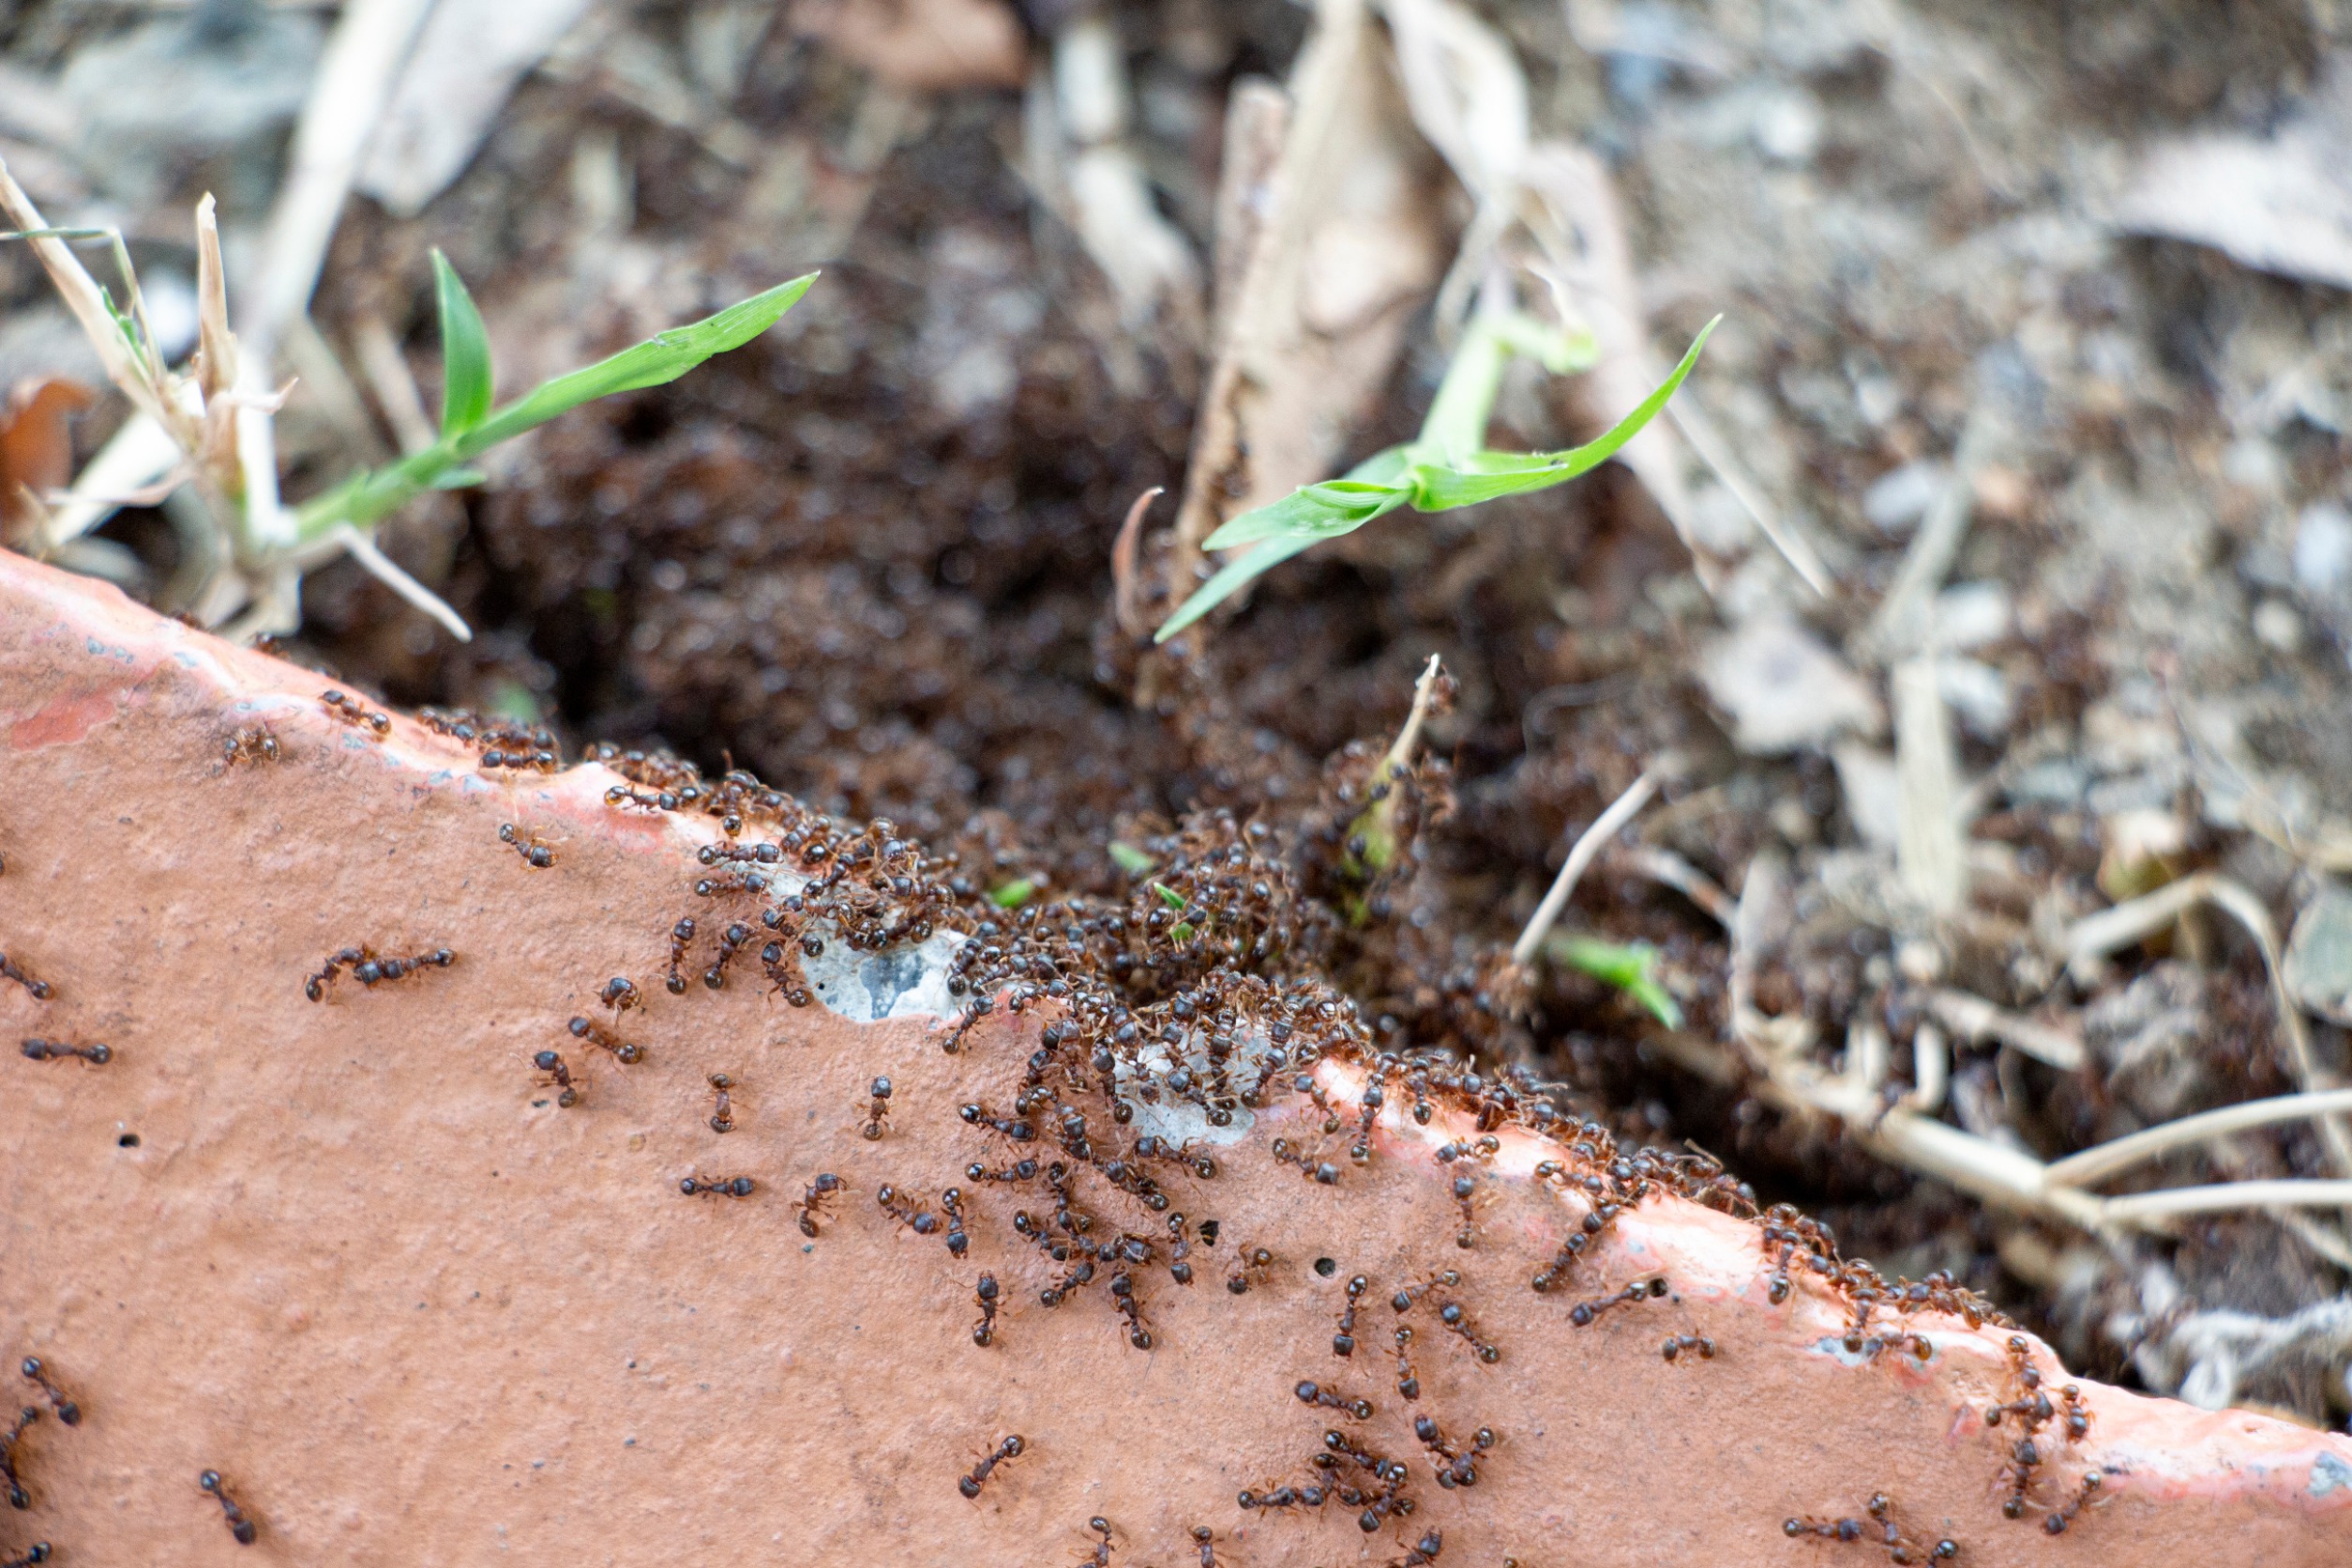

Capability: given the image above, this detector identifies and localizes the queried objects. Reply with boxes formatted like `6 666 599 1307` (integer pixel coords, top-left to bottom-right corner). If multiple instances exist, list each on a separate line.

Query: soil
7 0 2352 1431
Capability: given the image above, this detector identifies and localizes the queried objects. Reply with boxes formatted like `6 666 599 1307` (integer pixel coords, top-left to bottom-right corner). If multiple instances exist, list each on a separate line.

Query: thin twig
1513 763 1665 966
1922 988 2086 1071
332 523 472 641
1111 486 1160 639
1663 395 1832 596
2044 1088 2352 1190
2096 1181 2352 1224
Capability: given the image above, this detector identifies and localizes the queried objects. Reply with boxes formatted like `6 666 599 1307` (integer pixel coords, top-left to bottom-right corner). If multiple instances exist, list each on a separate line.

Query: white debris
1700 614 1885 755
1862 459 1947 535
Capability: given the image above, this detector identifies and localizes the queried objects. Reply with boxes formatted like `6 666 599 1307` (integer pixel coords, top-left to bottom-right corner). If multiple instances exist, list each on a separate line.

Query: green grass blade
1405 317 1718 512
1547 935 1684 1029
1199 474 1409 551
1153 532 1324 642
462 273 817 453
431 250 494 438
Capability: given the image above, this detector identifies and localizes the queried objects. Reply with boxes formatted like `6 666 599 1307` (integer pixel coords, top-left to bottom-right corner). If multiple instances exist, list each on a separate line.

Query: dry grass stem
1513 763 1665 966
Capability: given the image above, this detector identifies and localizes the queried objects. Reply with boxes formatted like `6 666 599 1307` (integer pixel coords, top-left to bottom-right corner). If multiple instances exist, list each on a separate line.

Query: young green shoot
1154 309 1720 641
294 255 817 546
988 879 1038 910
1152 882 1196 942
1547 935 1683 1029
1107 841 1155 876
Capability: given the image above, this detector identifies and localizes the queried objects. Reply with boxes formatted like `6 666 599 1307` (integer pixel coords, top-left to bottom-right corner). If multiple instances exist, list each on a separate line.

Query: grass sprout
1154 310 1719 641
1547 935 1683 1029
1 158 815 643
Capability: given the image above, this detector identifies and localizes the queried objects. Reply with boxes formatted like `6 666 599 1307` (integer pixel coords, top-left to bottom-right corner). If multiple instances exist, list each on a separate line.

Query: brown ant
1434 1299 1500 1364
1784 1492 1957 1562
320 689 390 735
0 954 52 1002
1271 1137 1340 1185
1109 1271 1153 1349
1293 1380 1372 1420
1237 1484 1329 1513
1435 1136 1498 1246
222 726 280 765
1569 1277 1668 1326
3 1405 38 1508
875 1184 940 1236
665 918 696 993
304 945 454 1001
680 1175 755 1198
942 1189 970 1256
1392 1528 1444 1566
958 1433 1024 1498
599 976 641 1013
1 1542 50 1566
532 1050 579 1108
863 1077 893 1138
1334 1274 1368 1356
794 1173 843 1237
2042 1470 2103 1535
1392 1326 1420 1400
703 921 755 988
1661 1334 1716 1362
568 1016 642 1064
15 1364 73 1427
1227 1245 1274 1294
20 1039 109 1065
1412 1416 1494 1489
707 1074 735 1133
498 823 554 868
199 1469 258 1545
1074 1515 1114 1566
972 1275 1000 1347
1190 1524 1219 1566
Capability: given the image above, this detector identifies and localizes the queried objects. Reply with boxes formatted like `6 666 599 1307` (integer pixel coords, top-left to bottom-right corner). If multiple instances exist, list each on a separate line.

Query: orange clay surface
2 549 2349 1566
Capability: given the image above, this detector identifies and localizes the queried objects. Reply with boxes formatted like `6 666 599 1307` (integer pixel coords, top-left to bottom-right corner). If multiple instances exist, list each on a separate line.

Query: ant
0 954 52 1002
1530 1193 1623 1294
1661 1334 1717 1362
702 921 755 988
1785 1493 1957 1563
708 1074 735 1133
1434 1136 1498 1247
1413 1415 1493 1489
568 1017 642 1064
1 1543 50 1567
1293 1380 1373 1420
532 1050 579 1108
863 1078 893 1139
3 1405 37 1508
1227 1245 1274 1294
958 1433 1024 1499
1569 1277 1668 1327
199 1469 258 1545
665 918 696 993
18 1364 75 1427
1271 1137 1340 1185
972 1275 1000 1347
222 726 280 766
599 976 641 1013
303 945 453 1001
19 1039 109 1065
942 1189 971 1256
680 1176 756 1198
1109 1272 1152 1349
2042 1470 2103 1535
498 823 554 868
1392 1528 1444 1567
876 1185 941 1237
1334 1274 1369 1356
1074 1516 1114 1566
320 689 390 735
1237 1484 1329 1513
1393 1326 1420 1401
1190 1524 1219 1566
795 1173 843 1237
